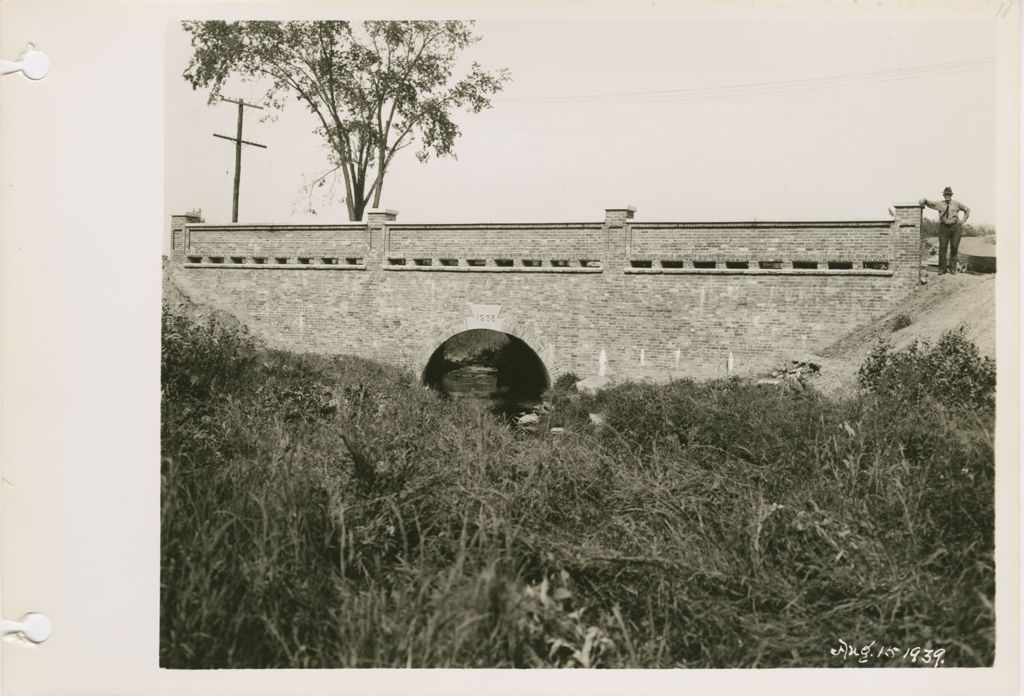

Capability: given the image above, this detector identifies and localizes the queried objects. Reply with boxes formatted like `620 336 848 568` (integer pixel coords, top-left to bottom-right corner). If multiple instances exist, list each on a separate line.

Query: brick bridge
168 204 922 384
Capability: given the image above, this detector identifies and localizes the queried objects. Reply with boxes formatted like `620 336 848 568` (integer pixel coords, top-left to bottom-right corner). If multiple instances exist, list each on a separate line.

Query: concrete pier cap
366 208 399 222
604 206 636 225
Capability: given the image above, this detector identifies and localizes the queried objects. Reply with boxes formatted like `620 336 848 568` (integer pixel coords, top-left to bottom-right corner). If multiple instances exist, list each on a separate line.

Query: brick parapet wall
173 203 921 379
388 224 605 261
629 222 894 263
186 224 368 263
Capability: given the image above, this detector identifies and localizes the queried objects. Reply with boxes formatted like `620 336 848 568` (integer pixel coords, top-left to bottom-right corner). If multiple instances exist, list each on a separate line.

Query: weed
891 313 912 331
553 372 581 392
161 305 995 668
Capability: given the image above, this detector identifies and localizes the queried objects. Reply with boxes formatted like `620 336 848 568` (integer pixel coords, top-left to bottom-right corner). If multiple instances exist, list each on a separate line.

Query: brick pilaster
170 210 203 264
892 202 922 289
603 206 636 269
366 208 398 266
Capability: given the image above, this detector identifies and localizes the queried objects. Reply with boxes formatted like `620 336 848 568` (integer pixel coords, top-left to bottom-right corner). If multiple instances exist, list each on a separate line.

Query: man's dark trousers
938 222 962 274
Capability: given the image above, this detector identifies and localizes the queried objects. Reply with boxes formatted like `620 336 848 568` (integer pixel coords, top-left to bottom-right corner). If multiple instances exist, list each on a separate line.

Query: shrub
891 313 912 331
552 371 581 392
857 328 995 412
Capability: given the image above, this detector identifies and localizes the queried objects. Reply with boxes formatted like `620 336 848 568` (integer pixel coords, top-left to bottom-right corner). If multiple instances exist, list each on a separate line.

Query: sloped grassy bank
161 302 995 668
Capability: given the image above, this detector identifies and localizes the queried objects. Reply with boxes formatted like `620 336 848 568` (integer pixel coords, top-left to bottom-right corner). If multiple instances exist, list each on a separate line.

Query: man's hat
943 186 953 195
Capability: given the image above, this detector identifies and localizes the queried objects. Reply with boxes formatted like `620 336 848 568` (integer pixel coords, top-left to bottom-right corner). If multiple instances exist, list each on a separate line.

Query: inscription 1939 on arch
466 303 504 331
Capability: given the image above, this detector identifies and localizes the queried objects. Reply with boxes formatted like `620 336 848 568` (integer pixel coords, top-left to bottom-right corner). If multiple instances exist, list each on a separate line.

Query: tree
182 21 510 221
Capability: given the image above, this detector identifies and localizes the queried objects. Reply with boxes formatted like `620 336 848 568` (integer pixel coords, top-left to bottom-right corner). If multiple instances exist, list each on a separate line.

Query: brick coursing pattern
168 204 921 380
188 225 368 261
630 223 894 264
388 224 605 261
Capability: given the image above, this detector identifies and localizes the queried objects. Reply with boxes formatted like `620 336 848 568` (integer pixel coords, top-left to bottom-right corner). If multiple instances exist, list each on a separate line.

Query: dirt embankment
809 273 996 397
163 263 253 337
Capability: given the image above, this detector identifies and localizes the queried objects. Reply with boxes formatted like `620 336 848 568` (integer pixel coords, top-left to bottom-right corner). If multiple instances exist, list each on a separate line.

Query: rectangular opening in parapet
692 260 716 269
467 259 486 267
387 257 407 266
275 257 289 265
827 261 854 270
725 261 749 269
345 257 363 265
322 257 339 265
758 260 783 270
550 259 570 267
439 258 459 266
187 256 202 263
298 257 313 265
252 257 266 264
580 259 601 268
208 256 224 264
863 261 889 270
629 260 652 268
413 258 433 266
521 259 542 267
793 261 818 269
660 260 684 269
230 256 245 264
495 259 513 267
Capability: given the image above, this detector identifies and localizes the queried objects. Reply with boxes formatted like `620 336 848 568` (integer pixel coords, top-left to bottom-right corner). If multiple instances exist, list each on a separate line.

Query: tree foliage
920 218 995 239
182 21 510 221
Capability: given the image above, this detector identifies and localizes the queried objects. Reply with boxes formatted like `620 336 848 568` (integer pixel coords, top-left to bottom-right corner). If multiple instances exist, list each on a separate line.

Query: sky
165 16 998 231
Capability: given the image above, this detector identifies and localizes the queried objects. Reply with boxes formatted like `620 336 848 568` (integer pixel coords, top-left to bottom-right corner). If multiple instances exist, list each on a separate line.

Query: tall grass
161 301 995 668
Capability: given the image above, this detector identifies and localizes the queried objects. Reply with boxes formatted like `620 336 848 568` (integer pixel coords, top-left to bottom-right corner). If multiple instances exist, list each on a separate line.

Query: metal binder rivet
0 44 50 80
1 613 52 644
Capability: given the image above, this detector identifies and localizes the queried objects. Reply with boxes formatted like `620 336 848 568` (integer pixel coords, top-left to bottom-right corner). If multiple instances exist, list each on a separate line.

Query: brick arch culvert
415 319 558 391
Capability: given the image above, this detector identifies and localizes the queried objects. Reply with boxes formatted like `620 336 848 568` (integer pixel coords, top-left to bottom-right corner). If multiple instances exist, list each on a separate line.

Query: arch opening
422 329 551 418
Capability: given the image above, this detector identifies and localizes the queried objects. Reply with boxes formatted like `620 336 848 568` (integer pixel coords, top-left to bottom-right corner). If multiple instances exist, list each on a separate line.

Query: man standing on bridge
919 187 971 275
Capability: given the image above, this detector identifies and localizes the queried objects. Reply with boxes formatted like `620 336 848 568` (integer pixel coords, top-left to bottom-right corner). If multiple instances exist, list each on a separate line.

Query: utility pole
213 97 266 223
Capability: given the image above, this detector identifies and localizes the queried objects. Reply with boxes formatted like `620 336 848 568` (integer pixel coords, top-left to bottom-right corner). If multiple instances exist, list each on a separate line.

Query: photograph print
161 12 1003 670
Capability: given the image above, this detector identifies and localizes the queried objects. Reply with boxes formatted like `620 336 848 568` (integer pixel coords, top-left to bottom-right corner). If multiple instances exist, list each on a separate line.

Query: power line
496 58 993 102
213 97 267 223
493 57 995 108
167 101 217 122
168 110 228 137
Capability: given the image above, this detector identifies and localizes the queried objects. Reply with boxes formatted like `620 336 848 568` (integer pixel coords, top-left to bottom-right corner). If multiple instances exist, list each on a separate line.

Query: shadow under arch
421 329 551 407
414 318 560 383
